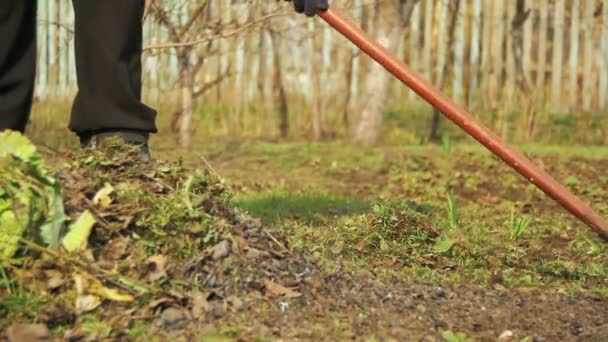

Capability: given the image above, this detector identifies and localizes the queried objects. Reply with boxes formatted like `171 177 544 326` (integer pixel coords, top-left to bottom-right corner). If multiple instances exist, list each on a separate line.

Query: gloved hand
292 0 329 17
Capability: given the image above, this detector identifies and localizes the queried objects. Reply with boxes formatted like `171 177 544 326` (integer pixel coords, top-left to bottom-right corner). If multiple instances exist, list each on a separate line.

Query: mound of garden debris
0 133 321 338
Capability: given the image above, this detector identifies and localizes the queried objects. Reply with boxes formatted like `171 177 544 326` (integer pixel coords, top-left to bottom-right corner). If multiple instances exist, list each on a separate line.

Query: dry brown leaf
245 247 269 259
262 278 302 299
101 237 129 261
233 235 249 251
190 292 212 319
73 272 134 302
210 240 231 260
45 270 66 290
146 255 168 282
148 297 174 313
7 324 50 342
75 295 101 314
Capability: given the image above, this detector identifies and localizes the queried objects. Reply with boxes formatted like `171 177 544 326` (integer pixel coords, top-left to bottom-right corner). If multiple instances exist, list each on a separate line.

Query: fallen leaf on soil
73 273 88 294
191 292 212 318
73 272 134 302
45 270 66 290
100 237 129 260
498 330 514 340
62 210 96 252
148 297 175 313
303 275 323 289
92 284 135 302
75 295 101 314
262 278 302 299
6 323 50 342
233 235 249 251
226 295 246 311
92 183 114 207
245 247 269 259
210 240 231 260
0 131 65 257
146 255 169 282
159 307 189 329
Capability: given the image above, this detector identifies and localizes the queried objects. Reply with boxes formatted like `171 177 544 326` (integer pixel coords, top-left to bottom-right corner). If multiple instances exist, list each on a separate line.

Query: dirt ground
2 142 608 341
108 271 608 341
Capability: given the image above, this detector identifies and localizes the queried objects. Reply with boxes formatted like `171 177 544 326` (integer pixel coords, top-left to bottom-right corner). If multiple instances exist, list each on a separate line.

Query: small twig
119 314 156 321
264 230 289 254
198 155 221 179
81 195 114 231
143 10 283 51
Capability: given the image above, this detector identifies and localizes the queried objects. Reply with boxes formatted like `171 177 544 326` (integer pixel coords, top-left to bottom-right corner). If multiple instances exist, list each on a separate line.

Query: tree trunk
551 0 565 111
429 0 461 143
536 0 548 100
342 0 364 131
422 0 433 81
177 50 194 148
342 50 355 129
270 31 289 138
469 0 482 108
350 0 417 146
453 0 466 104
310 21 323 140
601 0 608 110
350 27 402 146
408 3 420 101
568 0 580 111
511 0 531 94
582 1 594 111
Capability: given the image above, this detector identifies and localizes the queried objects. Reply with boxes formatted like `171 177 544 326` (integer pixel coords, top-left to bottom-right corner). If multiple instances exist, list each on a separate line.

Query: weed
509 207 531 240
446 193 459 229
433 236 455 255
0 291 48 321
0 266 16 294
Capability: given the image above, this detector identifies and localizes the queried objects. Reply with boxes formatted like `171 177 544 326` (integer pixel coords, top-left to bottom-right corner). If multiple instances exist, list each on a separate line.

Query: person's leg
70 0 157 143
0 1 37 133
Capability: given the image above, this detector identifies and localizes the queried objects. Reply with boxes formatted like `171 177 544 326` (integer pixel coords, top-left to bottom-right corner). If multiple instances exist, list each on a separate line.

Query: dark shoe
79 130 151 161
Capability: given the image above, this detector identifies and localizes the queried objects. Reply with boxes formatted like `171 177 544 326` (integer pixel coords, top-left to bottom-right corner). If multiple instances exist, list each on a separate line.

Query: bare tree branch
143 10 284 51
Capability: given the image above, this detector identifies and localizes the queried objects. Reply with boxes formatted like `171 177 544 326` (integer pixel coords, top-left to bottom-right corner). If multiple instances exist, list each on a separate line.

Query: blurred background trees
33 0 608 147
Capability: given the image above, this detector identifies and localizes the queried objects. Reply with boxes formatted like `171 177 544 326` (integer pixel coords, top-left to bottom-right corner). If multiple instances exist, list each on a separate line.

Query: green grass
235 192 371 225
0 292 50 323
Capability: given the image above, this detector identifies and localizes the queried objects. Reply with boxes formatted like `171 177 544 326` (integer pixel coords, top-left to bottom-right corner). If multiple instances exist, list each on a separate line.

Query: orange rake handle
319 7 608 241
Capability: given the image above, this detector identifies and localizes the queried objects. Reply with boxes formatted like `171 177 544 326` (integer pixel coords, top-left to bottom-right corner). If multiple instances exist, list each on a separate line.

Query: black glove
293 0 329 17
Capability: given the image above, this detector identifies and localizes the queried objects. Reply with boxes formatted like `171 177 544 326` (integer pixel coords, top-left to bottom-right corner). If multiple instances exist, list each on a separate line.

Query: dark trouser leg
0 1 36 133
70 0 157 138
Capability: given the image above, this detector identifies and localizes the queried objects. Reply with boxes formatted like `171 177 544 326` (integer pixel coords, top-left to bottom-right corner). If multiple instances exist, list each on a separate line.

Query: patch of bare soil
222 273 608 341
